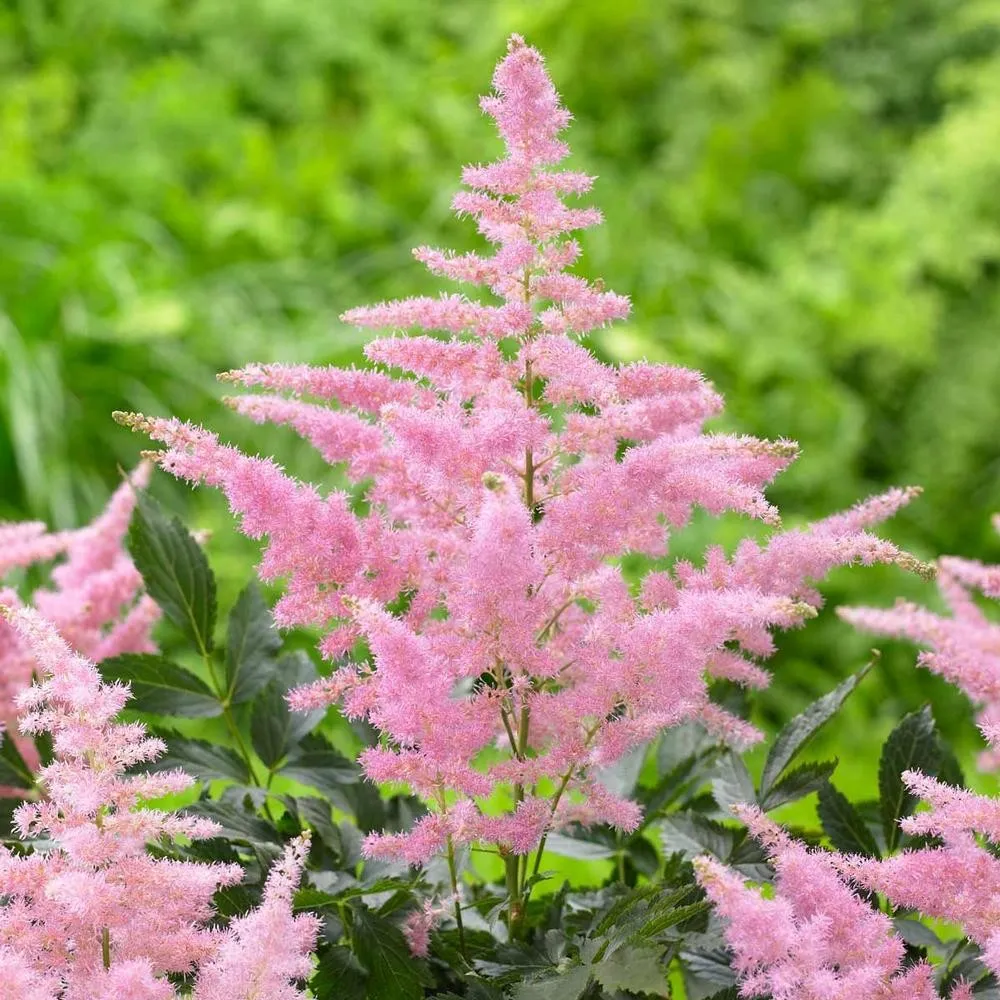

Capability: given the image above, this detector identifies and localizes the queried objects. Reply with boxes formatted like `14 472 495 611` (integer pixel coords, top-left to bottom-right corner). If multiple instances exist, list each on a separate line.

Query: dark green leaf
312 945 369 1000
759 663 870 798
660 813 735 861
148 734 250 784
637 900 710 939
225 581 281 705
595 744 647 798
711 753 756 813
350 905 431 1000
592 945 669 995
0 733 34 790
879 706 941 852
281 735 358 803
893 917 944 951
817 782 881 857
759 759 838 811
101 653 222 717
184 800 279 845
293 796 341 854
128 492 217 654
513 967 591 1000
544 833 617 860
250 652 323 768
681 944 738 999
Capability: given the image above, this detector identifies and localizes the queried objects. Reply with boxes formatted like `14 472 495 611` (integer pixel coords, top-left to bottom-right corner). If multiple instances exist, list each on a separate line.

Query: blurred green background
2 0 999 798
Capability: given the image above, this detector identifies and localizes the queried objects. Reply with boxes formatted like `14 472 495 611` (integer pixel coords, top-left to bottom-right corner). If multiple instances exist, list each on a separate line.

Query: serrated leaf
545 833 617 860
250 652 323 768
681 944 738 999
759 663 870 798
293 796 341 853
514 967 591 1000
0 734 34 790
184 800 278 845
100 653 222 717
893 917 944 951
759 759 838 811
148 734 250 784
592 945 668 995
817 782 881 857
225 581 281 705
128 492 217 653
641 750 715 818
711 753 756 813
879 705 941 852
596 744 647 798
637 900 710 939
281 735 358 804
312 945 369 1000
350 905 431 1000
660 813 735 861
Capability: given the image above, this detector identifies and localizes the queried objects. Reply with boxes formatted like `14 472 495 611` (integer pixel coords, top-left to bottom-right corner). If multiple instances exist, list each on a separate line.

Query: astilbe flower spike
0 603 240 997
834 758 1000 982
695 807 968 1000
116 35 920 889
840 515 1000 767
0 606 317 1000
0 463 160 791
192 834 318 1000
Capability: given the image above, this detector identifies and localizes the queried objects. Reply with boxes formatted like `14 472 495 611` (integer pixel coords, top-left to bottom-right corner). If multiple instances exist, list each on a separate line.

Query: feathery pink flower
840 514 1000 767
192 836 318 1000
0 605 241 990
0 465 159 792
118 35 917 878
696 808 954 1000
837 763 1000 981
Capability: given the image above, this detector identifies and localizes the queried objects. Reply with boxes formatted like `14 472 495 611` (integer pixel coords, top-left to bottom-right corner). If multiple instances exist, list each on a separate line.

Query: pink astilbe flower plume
117 35 919 896
0 604 241 995
0 464 160 791
840 514 1000 767
695 807 958 1000
192 835 318 1000
837 743 1000 982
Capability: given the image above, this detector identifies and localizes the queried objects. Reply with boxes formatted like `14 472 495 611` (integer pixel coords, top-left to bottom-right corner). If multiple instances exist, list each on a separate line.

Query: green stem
504 851 524 937
101 927 111 970
446 835 468 960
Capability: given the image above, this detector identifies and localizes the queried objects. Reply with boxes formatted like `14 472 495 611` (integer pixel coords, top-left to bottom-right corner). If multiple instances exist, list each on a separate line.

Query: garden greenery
1 34 999 1000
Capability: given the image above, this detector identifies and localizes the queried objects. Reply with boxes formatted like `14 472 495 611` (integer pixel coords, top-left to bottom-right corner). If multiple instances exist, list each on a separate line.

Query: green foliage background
2 0 1000 798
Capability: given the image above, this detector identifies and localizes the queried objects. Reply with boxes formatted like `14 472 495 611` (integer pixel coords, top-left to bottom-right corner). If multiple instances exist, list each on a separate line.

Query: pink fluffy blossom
192 836 318 1000
117 35 917 881
840 514 1000 767
0 465 159 792
0 607 318 999
837 763 1000 982
696 808 957 1000
0 604 241 991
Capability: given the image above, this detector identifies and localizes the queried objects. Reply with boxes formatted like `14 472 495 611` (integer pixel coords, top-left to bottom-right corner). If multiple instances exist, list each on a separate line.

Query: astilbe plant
695 808 972 1000
0 464 159 789
0 604 317 1000
116 35 921 935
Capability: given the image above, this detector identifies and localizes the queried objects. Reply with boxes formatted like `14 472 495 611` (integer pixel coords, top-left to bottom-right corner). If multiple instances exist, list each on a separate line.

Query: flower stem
446 834 468 960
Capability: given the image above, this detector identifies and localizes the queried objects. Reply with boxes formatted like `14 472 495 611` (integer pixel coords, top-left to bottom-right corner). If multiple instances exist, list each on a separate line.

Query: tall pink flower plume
0 604 241 992
0 607 318 999
840 514 1000 767
0 464 160 792
695 807 959 1000
837 762 1000 983
192 836 318 1000
117 34 919 874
